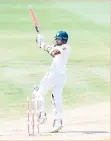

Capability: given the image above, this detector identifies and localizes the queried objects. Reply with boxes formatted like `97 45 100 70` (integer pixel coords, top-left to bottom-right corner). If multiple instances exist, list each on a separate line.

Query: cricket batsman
33 30 70 133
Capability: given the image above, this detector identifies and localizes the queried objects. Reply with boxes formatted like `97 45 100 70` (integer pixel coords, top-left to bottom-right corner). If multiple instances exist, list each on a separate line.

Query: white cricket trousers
37 71 66 120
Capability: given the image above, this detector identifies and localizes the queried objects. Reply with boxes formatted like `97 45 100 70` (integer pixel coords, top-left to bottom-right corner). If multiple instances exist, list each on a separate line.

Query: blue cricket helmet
55 31 68 43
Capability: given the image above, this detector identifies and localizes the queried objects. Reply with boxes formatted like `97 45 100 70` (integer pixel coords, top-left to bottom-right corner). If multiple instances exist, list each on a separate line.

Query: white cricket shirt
49 44 70 74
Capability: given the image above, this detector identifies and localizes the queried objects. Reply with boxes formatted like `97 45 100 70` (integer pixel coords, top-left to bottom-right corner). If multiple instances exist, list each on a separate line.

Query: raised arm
44 45 61 57
36 35 61 58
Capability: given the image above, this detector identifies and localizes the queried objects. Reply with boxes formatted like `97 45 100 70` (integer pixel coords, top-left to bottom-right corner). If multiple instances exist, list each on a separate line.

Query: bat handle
35 26 40 34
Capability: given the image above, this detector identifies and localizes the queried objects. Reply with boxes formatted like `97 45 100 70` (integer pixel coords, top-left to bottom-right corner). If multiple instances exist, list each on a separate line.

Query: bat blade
28 5 40 34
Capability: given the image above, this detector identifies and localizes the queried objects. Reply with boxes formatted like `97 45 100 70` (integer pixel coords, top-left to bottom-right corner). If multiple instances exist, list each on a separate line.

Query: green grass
0 0 110 119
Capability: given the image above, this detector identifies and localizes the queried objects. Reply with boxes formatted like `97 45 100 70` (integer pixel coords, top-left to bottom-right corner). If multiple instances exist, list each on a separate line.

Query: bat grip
35 26 40 33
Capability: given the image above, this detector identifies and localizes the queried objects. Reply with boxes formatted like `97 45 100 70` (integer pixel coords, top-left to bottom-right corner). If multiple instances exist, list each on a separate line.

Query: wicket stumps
27 96 40 136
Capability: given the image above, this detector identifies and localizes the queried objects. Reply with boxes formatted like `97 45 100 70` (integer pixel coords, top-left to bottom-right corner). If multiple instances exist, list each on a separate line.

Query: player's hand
36 34 41 43
36 34 45 48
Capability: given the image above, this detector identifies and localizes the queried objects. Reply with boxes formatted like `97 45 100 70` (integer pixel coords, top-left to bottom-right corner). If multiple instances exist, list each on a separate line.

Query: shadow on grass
44 130 109 134
60 130 109 134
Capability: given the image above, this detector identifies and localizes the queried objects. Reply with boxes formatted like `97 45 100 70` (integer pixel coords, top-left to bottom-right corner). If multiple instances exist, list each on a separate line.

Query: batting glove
36 34 45 48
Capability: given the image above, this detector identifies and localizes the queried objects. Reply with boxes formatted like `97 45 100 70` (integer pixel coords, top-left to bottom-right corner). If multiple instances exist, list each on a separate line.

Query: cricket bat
28 5 40 34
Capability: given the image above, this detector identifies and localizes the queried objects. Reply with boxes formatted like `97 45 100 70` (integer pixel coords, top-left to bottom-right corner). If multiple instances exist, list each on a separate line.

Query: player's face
55 39 62 45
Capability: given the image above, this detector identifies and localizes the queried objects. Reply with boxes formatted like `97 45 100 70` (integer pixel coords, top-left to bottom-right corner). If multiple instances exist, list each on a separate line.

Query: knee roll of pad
33 85 39 91
32 85 39 99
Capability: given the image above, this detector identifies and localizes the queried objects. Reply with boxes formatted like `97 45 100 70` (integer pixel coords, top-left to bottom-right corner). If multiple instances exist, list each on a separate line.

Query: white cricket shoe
39 112 47 124
51 119 63 133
